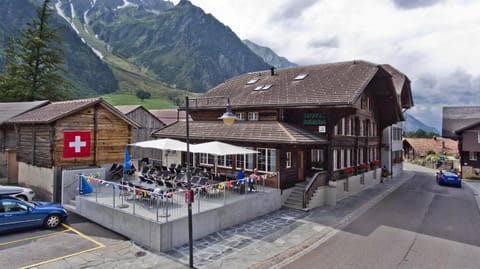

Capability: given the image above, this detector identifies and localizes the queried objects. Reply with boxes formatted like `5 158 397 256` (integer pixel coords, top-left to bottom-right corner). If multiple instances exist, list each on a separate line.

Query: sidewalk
38 171 414 269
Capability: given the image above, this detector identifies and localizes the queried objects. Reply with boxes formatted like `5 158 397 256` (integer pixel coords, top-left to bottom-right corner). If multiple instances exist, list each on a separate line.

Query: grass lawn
102 94 177 109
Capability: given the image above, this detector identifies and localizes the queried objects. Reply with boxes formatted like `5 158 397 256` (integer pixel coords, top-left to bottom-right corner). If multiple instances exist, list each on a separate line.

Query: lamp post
185 96 238 268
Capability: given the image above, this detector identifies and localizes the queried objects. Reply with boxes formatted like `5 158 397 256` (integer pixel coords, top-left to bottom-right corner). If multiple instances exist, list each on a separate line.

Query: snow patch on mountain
116 0 138 10
55 0 103 59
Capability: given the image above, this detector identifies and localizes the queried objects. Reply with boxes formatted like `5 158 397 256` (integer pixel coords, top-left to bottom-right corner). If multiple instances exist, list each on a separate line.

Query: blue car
0 195 68 233
436 170 462 187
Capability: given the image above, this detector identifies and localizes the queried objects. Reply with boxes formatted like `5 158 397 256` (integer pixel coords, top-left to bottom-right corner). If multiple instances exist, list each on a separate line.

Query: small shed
115 105 165 160
7 98 140 201
0 100 50 181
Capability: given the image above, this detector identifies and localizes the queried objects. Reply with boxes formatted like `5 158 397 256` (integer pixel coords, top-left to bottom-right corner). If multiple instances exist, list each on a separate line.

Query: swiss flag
64 131 91 158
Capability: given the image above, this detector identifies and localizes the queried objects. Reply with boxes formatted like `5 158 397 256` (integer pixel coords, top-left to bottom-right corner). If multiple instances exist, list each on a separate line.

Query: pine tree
0 0 70 101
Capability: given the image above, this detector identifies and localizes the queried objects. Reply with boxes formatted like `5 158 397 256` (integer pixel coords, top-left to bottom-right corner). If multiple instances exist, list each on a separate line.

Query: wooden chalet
0 101 50 181
154 60 412 189
115 105 165 160
442 106 480 177
403 137 458 159
7 98 140 201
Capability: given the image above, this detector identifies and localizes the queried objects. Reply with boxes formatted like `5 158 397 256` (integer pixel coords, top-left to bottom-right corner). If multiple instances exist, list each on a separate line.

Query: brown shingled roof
403 137 458 157
153 121 328 144
150 109 189 126
0 100 49 124
188 60 380 109
8 98 141 127
442 106 480 138
115 105 141 114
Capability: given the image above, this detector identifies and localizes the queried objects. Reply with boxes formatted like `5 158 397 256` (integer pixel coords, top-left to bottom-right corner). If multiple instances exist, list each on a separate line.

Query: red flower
345 166 353 175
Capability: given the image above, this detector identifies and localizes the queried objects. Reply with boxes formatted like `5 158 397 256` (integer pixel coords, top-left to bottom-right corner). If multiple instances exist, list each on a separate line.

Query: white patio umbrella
129 138 188 167
129 138 187 151
190 141 258 175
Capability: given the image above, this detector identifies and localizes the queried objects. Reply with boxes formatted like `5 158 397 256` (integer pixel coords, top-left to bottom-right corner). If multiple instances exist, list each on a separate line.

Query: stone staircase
283 181 308 211
63 199 77 212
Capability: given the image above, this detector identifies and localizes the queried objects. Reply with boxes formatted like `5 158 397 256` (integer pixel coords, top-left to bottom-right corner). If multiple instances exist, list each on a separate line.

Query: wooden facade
16 105 132 168
154 61 412 189
116 106 165 161
0 100 50 179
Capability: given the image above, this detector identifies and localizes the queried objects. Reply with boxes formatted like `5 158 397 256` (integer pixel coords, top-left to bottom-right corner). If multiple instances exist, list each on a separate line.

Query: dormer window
246 78 260 85
294 73 309 80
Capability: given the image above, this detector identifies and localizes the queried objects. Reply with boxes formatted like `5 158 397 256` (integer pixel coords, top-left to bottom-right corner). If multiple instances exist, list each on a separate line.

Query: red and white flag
64 131 91 158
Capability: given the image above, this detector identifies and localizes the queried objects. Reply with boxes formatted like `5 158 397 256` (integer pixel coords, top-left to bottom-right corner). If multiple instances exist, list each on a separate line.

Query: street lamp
185 96 238 268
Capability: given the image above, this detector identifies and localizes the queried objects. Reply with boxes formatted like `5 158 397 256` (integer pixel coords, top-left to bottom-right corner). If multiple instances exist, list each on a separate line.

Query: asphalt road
283 168 480 269
0 212 126 269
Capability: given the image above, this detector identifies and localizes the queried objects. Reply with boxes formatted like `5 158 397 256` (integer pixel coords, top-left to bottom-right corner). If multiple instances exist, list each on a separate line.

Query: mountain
404 113 439 134
58 0 271 92
0 0 119 98
243 39 297 69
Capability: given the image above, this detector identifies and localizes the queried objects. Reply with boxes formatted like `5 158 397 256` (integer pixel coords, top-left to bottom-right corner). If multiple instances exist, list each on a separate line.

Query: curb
250 172 414 269
462 180 480 213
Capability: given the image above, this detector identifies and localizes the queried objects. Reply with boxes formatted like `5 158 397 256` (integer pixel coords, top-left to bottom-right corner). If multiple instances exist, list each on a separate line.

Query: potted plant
329 173 338 187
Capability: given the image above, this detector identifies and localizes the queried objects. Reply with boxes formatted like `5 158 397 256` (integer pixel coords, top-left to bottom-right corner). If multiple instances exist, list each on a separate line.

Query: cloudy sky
172 0 479 132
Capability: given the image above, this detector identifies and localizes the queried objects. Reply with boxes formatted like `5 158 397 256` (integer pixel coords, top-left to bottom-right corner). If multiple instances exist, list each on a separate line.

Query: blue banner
79 175 93 195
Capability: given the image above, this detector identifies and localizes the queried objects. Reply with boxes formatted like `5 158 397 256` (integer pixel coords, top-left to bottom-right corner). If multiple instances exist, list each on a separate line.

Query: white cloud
173 0 480 131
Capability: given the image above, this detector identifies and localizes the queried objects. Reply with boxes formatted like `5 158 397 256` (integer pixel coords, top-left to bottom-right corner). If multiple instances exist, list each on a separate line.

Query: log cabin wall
95 106 131 165
125 108 164 160
17 124 53 168
53 105 131 167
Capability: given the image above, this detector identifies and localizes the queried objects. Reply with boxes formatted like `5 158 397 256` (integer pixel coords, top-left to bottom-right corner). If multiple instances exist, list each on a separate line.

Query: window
470 152 477 161
236 148 255 170
335 149 341 170
333 150 337 170
311 149 324 163
200 153 214 165
340 149 345 168
346 149 351 167
246 78 260 85
248 112 259 121
218 155 233 168
478 131 480 143
286 152 292 168
293 73 309 80
257 148 276 172
235 112 245 120
236 154 244 170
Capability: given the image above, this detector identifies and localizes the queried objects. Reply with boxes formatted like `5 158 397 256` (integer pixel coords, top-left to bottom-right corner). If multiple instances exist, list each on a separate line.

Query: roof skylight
294 73 309 80
261 84 272 90
246 78 260 85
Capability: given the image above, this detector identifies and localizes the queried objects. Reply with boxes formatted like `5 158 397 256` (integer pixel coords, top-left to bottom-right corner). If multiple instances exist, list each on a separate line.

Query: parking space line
0 229 69 246
18 224 105 269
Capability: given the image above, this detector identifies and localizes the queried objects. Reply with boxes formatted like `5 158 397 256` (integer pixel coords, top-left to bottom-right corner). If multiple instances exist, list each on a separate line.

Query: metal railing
77 175 266 223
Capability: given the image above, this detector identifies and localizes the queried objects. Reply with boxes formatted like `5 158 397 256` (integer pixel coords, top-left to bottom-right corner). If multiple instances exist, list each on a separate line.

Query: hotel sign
303 113 326 133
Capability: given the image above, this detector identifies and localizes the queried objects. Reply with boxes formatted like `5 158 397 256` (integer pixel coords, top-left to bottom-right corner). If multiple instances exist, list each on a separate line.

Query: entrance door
7 150 18 181
298 151 305 181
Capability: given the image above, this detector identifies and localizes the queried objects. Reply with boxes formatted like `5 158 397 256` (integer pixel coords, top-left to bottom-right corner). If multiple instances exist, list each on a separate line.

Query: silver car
0 185 35 201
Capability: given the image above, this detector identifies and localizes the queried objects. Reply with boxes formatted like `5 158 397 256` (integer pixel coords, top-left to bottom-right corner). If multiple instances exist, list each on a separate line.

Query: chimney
270 67 275 76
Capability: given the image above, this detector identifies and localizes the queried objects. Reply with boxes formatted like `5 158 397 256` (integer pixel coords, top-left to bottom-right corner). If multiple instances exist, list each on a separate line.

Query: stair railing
303 171 328 208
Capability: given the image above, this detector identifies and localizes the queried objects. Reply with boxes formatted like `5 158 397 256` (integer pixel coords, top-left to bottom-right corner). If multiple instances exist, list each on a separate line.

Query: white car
0 185 35 201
